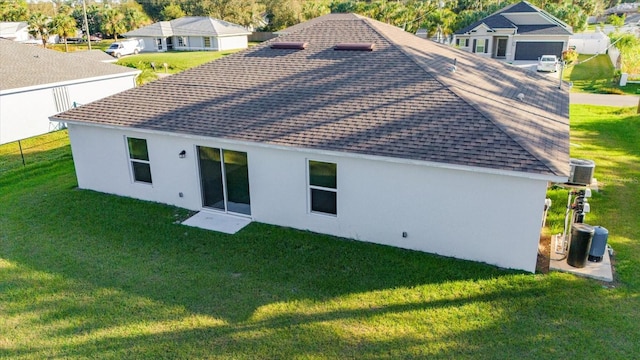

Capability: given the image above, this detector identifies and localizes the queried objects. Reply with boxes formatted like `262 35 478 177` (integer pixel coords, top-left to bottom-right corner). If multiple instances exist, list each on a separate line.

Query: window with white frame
456 38 469 47
203 37 211 48
178 36 187 47
126 137 152 184
308 160 337 215
474 39 488 53
156 38 163 50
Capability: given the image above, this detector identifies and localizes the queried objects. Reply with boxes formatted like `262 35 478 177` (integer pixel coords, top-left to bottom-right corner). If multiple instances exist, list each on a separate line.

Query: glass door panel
223 150 251 215
198 147 251 215
198 146 225 210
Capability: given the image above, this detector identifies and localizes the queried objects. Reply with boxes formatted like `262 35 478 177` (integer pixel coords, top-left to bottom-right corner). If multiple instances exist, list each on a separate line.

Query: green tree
160 2 185 20
420 7 457 40
50 13 77 52
543 2 588 32
121 2 152 31
72 4 101 38
610 32 640 74
27 1 56 17
607 14 625 27
28 12 51 47
183 0 263 28
302 0 330 20
0 0 29 21
136 0 171 21
101 8 126 40
261 0 303 31
329 0 357 13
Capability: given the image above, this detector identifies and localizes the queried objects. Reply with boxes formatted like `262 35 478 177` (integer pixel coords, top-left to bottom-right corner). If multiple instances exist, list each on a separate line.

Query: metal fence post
18 140 26 167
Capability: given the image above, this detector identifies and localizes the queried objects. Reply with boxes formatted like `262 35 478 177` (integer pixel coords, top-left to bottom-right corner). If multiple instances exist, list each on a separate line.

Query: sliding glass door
198 146 251 215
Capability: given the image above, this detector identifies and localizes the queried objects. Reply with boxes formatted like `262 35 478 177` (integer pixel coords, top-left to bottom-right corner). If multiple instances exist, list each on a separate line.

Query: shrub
597 87 625 94
562 49 578 64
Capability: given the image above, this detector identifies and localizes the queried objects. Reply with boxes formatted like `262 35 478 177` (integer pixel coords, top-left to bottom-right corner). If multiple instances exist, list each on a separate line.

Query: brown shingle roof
53 14 569 178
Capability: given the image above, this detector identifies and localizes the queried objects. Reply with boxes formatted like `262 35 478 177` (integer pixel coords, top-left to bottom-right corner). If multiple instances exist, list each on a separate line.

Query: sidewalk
570 93 640 106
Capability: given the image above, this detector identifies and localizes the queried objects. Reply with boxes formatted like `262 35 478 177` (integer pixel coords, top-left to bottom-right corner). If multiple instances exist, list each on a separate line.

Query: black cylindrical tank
567 223 595 268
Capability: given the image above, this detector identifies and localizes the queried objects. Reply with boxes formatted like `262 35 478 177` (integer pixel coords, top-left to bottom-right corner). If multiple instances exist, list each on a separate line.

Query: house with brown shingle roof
0 39 140 144
52 13 570 272
453 1 573 62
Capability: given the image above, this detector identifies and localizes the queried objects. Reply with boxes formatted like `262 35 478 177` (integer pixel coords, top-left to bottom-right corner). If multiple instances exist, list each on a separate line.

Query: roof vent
334 43 375 51
271 42 308 50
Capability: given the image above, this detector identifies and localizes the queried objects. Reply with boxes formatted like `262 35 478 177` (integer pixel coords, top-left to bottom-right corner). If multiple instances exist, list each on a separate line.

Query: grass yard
48 44 245 85
116 50 243 75
547 105 640 288
115 50 244 85
1 106 639 358
49 40 116 53
564 54 640 95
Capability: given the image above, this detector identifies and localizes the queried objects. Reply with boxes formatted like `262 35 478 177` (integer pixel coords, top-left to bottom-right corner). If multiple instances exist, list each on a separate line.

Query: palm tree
123 6 151 32
28 12 51 48
101 8 126 40
50 14 77 52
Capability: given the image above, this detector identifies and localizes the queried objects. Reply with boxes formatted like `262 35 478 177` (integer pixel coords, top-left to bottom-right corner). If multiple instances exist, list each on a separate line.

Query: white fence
609 46 621 70
568 32 610 54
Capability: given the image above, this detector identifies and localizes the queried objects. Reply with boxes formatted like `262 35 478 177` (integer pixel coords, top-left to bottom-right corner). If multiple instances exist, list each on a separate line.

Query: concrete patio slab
182 211 251 234
550 249 613 282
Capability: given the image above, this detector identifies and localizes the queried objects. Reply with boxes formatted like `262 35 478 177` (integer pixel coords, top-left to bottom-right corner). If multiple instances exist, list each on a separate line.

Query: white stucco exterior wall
1 88 59 144
139 37 159 52
67 125 551 272
1 75 137 144
218 36 249 51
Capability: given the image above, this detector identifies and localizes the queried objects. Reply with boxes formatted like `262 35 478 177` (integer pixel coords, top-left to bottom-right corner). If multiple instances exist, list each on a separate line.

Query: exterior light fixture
179 150 186 158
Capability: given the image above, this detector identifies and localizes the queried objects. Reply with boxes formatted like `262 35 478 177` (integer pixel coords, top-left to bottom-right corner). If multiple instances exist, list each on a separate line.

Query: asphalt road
570 93 640 106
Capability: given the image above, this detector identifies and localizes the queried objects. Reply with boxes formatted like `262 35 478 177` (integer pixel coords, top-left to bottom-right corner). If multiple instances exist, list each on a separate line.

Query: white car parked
105 38 144 58
536 55 559 72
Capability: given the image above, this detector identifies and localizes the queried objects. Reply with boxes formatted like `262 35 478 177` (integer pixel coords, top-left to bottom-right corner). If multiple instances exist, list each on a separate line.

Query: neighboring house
53 13 570 273
122 16 250 52
0 21 59 44
0 40 140 144
0 22 30 42
453 1 573 61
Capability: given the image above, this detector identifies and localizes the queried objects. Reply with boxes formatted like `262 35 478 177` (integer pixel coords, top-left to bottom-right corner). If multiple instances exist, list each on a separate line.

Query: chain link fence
0 130 71 175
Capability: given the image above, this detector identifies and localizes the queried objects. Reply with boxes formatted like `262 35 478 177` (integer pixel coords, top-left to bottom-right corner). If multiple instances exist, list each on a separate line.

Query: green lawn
47 43 244 85
1 106 639 358
49 40 116 52
115 50 244 85
564 54 640 95
116 50 243 75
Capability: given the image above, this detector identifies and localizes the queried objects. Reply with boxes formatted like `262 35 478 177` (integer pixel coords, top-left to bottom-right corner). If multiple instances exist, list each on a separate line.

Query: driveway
505 60 639 106
570 93 640 106
509 60 562 78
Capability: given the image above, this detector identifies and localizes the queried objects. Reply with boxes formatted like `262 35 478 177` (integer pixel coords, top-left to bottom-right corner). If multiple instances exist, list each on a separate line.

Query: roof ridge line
362 18 561 176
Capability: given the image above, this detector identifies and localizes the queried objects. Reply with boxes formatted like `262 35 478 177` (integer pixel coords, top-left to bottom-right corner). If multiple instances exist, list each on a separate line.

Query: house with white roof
53 14 571 273
122 16 251 52
0 40 140 144
0 22 30 42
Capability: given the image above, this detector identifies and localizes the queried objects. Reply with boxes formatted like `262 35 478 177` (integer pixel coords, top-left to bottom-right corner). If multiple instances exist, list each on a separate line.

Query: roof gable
123 21 172 37
55 14 569 178
498 1 539 13
455 1 572 35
